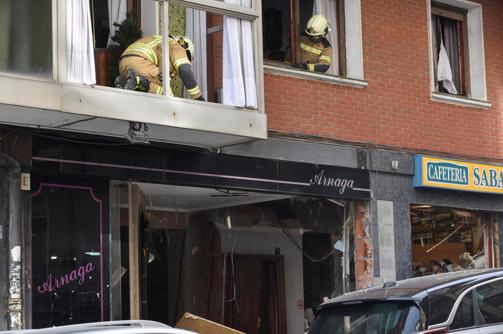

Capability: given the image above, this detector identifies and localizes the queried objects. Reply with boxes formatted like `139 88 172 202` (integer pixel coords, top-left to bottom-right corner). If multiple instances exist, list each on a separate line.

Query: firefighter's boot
123 69 150 92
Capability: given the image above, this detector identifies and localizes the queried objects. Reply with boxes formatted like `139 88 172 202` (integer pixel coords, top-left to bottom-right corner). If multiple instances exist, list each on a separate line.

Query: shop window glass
31 183 106 328
476 280 503 325
410 206 497 278
0 0 53 78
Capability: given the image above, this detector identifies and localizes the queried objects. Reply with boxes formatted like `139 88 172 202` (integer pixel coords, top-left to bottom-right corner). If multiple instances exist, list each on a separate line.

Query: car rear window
308 301 422 334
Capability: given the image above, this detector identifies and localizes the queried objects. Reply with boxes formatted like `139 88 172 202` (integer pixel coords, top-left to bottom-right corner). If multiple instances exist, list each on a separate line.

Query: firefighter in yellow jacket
117 35 204 101
292 15 333 73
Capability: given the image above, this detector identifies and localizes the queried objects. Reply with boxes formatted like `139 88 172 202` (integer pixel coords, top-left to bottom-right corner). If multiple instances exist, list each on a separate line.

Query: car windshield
308 301 422 334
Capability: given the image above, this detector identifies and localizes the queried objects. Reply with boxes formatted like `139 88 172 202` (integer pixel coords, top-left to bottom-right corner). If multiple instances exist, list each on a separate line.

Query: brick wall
265 0 503 161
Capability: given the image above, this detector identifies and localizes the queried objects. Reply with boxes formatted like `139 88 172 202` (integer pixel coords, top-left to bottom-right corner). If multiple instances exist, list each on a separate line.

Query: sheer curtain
223 0 257 108
434 17 458 95
441 19 460 94
107 0 127 46
185 8 208 100
437 33 458 94
313 0 339 75
66 0 96 84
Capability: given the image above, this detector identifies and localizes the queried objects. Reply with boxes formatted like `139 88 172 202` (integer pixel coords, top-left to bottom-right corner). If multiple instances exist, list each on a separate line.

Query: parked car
0 320 196 334
308 269 503 334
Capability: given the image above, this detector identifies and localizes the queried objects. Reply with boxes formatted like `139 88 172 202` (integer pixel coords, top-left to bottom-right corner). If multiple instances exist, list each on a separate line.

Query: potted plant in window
105 12 143 87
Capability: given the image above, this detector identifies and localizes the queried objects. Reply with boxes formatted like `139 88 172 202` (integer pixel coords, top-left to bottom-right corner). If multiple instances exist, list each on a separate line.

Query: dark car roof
321 269 503 308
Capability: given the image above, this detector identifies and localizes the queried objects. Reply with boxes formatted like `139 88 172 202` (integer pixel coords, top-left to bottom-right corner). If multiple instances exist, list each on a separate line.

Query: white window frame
427 0 491 109
263 0 366 88
53 0 265 112
0 0 268 143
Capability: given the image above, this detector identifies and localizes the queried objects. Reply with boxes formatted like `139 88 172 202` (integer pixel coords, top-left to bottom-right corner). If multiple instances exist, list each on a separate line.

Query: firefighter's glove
292 63 307 70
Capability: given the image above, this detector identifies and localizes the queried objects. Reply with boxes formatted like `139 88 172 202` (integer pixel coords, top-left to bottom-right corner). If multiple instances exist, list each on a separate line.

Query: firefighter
117 35 204 101
292 14 333 73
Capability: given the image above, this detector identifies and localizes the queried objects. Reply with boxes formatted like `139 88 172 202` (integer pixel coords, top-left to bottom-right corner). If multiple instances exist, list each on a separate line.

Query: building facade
0 0 502 333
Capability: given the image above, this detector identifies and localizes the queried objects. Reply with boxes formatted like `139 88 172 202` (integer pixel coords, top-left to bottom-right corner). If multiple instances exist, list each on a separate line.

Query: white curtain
223 0 257 108
185 8 208 100
313 0 339 75
66 0 96 84
437 35 457 95
107 0 127 46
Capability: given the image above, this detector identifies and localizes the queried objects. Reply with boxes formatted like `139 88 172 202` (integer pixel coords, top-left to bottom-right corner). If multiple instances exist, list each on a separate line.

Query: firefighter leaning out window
115 35 205 101
292 14 333 74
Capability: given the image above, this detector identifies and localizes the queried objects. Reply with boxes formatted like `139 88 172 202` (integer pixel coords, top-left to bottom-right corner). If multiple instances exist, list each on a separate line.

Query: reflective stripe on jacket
122 35 163 66
122 35 202 99
299 33 333 72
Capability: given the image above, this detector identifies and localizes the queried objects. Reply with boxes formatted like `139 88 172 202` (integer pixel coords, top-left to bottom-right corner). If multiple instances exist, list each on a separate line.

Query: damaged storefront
411 204 499 276
411 155 501 276
369 150 503 282
24 136 372 333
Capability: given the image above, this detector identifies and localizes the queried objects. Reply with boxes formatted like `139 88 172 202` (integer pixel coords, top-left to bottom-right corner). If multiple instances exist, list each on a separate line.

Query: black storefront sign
32 138 370 200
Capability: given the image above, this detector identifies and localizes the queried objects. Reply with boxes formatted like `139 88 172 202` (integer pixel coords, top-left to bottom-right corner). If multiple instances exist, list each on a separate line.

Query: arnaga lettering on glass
308 170 355 195
413 155 503 194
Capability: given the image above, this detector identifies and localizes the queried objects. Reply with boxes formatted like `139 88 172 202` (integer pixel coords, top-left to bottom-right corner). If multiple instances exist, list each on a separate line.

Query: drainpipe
0 153 22 329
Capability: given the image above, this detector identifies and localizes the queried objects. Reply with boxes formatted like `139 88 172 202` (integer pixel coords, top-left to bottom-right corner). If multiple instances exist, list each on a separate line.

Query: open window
262 0 345 76
431 3 469 96
429 0 489 106
69 0 259 109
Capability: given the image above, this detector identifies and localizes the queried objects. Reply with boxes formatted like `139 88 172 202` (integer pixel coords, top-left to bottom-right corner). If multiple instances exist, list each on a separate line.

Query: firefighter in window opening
292 14 333 73
116 35 205 101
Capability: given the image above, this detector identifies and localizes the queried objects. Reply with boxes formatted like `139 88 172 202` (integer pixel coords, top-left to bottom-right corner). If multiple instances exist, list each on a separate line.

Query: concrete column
377 200 396 282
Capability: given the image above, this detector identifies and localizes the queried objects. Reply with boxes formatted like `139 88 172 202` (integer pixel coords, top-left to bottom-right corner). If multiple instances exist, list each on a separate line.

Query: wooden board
128 183 143 319
176 313 245 334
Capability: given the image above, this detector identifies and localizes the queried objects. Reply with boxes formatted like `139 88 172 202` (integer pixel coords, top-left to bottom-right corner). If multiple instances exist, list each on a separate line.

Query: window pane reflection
0 0 52 78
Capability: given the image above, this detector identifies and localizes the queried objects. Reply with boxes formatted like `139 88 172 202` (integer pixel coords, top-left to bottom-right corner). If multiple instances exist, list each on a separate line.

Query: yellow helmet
305 14 329 37
178 35 195 61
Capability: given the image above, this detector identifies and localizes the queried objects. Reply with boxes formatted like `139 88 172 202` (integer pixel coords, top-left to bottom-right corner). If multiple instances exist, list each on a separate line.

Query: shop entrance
111 182 351 334
222 254 286 334
411 205 499 276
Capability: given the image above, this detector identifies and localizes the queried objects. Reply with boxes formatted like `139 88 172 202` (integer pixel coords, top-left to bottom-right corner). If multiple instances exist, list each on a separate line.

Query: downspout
0 153 22 330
